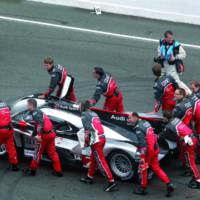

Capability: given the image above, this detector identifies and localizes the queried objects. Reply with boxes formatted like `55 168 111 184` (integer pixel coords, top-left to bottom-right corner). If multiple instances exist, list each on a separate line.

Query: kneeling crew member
80 100 117 192
89 67 124 113
0 101 18 171
19 98 63 176
128 112 174 196
39 57 77 102
163 111 200 189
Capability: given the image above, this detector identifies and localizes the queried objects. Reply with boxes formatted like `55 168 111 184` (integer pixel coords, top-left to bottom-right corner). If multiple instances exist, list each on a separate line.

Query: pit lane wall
28 0 200 25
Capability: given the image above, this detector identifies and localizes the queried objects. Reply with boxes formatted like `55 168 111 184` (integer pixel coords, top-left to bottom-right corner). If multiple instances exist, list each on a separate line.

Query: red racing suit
173 98 193 127
189 95 200 135
20 109 62 172
189 95 200 157
153 75 178 112
43 64 77 102
0 101 18 165
81 110 114 182
130 120 170 188
90 73 124 113
162 118 200 180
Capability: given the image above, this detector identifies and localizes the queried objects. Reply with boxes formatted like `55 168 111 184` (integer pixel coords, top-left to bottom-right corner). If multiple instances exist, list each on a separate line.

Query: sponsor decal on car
24 149 35 157
111 114 126 121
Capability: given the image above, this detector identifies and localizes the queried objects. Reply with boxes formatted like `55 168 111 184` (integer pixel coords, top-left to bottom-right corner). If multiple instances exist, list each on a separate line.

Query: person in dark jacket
188 81 200 163
38 57 77 102
80 100 117 192
89 67 124 113
128 112 174 196
163 111 200 189
152 64 178 112
18 98 63 177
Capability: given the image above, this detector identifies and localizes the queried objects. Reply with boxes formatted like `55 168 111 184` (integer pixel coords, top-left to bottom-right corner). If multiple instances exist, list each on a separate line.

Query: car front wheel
108 150 137 181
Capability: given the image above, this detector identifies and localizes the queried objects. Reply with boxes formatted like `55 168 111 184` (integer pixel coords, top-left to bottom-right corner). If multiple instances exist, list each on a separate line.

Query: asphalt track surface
0 0 200 200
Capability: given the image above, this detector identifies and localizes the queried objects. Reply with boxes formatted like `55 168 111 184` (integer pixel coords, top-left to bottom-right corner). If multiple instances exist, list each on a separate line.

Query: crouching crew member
163 111 200 189
152 64 178 112
39 57 77 102
89 67 124 113
80 100 117 192
128 112 174 196
19 98 63 176
0 101 19 171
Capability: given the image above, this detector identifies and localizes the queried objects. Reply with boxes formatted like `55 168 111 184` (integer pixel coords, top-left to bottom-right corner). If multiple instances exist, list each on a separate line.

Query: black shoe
188 178 200 189
80 176 94 184
23 168 36 176
104 182 118 192
166 183 175 197
52 171 63 177
7 164 19 172
133 186 147 195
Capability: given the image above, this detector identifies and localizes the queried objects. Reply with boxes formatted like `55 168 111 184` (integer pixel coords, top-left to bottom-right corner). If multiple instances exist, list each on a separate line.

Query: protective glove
184 135 193 146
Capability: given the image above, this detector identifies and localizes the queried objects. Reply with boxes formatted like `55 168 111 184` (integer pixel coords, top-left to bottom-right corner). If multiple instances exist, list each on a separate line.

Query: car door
48 115 82 160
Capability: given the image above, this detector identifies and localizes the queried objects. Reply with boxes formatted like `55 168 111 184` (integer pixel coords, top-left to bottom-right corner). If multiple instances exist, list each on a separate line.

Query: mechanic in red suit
152 64 178 112
189 81 200 163
163 111 200 189
19 98 63 177
128 112 174 196
38 57 77 102
80 100 117 192
89 67 124 113
173 88 193 168
189 81 200 135
0 101 19 171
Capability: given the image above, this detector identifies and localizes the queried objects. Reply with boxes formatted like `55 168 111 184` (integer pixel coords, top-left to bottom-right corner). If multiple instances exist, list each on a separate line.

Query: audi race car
0 77 177 181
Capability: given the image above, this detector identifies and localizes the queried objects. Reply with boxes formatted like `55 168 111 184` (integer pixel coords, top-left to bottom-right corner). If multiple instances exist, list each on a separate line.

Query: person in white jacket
157 30 191 95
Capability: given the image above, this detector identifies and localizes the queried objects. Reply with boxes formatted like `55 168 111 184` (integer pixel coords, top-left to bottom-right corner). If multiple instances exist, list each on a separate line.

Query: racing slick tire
108 150 137 181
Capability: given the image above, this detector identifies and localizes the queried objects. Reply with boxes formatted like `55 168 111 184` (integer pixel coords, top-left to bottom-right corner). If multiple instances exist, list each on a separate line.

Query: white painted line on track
0 15 199 49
